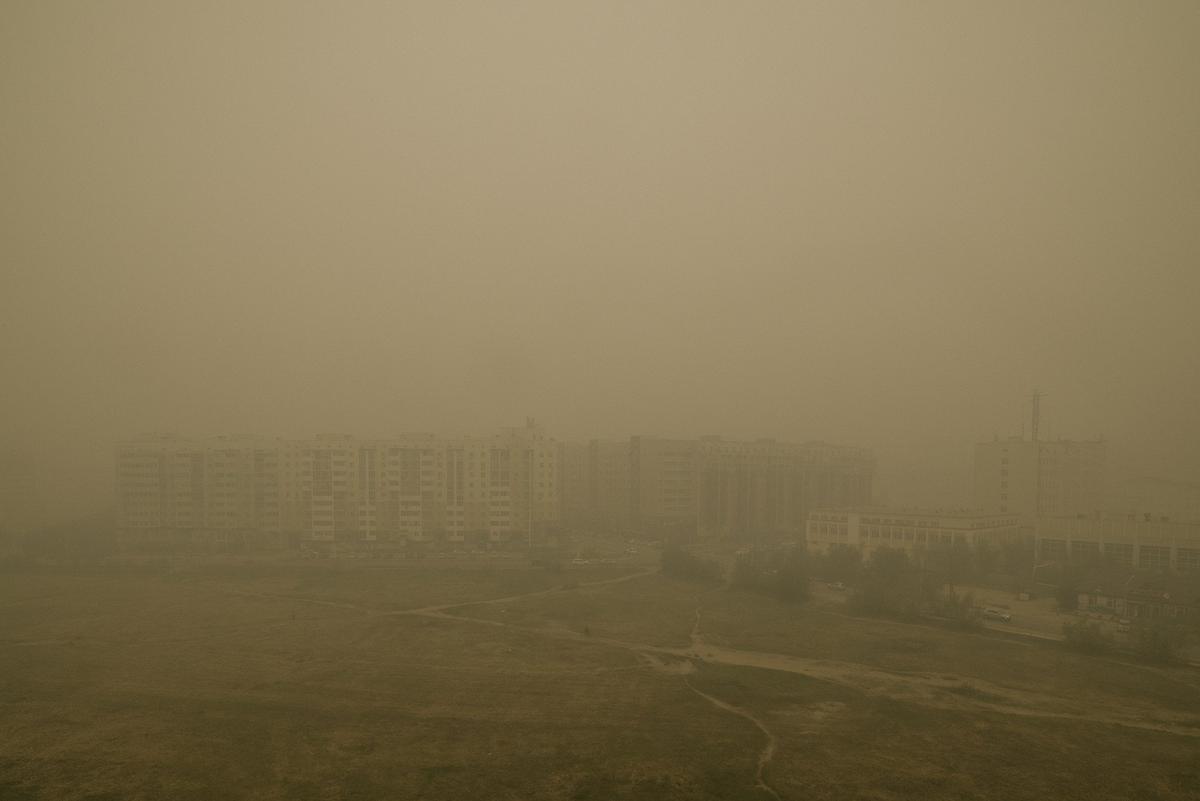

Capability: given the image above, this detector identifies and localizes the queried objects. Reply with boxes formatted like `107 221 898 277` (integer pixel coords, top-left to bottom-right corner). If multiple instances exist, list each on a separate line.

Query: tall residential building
559 441 591 524
559 439 633 532
116 434 293 548
559 435 874 541
630 436 700 532
115 421 561 550
591 439 633 529
696 438 875 541
496 419 561 546
973 437 1106 523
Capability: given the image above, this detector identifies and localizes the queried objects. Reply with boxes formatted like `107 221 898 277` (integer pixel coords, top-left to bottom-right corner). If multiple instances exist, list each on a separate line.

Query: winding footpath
682 589 781 800
224 568 1200 798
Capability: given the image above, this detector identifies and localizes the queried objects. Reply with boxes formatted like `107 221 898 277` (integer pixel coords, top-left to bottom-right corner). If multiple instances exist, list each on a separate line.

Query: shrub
731 547 809 603
1062 619 1112 654
849 548 923 619
660 545 722 584
1131 621 1184 664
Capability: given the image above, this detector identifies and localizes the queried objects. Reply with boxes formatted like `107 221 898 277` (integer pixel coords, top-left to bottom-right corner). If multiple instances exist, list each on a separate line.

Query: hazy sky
3 1 1199 519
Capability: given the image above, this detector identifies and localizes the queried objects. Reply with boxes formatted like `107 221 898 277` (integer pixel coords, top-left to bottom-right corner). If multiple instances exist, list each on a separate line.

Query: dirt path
225 574 1200 739
684 588 781 799
684 675 780 800
416 600 1200 740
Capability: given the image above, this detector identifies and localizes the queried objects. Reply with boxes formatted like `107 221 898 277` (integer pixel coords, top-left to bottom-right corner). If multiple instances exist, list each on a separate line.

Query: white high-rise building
115 421 561 550
973 437 1106 524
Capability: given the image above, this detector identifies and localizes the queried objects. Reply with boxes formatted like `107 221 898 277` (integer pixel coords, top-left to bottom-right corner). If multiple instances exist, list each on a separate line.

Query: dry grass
688 662 1200 801
448 572 703 647
700 587 1200 715
2 565 1198 800
0 569 756 800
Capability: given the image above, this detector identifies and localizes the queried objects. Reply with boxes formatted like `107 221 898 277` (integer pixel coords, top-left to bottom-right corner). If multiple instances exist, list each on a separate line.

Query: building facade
559 435 874 541
1076 574 1200 622
806 508 1021 557
973 437 1106 523
558 439 632 532
1035 514 1200 573
115 421 561 550
696 438 874 541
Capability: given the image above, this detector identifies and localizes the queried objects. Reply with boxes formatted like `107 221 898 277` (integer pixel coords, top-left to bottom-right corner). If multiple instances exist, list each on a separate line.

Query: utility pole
1032 389 1046 518
528 446 534 551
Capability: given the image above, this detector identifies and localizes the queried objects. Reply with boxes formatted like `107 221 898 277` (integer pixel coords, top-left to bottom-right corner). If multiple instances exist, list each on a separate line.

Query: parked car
982 608 1012 623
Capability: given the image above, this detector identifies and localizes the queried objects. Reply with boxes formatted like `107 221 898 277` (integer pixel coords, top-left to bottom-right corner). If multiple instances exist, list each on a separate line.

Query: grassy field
700 588 1200 718
448 572 703 647
1 560 1198 800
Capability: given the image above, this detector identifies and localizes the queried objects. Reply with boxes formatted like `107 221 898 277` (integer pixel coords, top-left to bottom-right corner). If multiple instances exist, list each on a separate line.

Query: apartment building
806 508 1021 557
115 421 561 550
494 420 560 546
115 434 292 548
560 442 590 523
974 437 1106 523
559 439 632 532
696 438 874 541
558 435 874 541
1036 514 1200 573
630 436 699 532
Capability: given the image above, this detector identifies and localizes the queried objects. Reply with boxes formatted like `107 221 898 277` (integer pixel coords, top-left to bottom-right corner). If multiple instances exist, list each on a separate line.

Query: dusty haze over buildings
3 1 1199 523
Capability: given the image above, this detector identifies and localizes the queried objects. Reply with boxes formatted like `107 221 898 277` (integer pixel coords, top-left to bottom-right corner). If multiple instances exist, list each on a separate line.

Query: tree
1132 620 1185 664
660 544 721 583
973 544 999 577
819 544 862 583
1062 619 1112 654
1000 538 1034 576
730 547 809 604
772 548 809 603
1055 568 1081 611
851 547 921 618
730 555 760 590
926 542 973 595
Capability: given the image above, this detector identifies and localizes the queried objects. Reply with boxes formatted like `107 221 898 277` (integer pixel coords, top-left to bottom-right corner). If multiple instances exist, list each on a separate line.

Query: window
1104 543 1133 567
1139 546 1170 571
1176 548 1200 572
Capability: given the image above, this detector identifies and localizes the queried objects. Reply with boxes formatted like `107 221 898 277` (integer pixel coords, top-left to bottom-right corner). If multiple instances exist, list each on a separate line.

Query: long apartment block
115 421 560 549
559 435 875 540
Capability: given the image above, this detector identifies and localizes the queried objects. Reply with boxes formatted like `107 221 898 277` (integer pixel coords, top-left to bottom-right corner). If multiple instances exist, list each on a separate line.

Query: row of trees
659 543 812 603
1062 618 1186 663
837 546 984 628
730 547 809 603
811 541 1034 588
659 544 722 583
